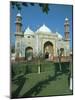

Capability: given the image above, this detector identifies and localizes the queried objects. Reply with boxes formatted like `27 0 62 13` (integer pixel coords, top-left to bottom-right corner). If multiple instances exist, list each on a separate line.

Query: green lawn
11 61 73 98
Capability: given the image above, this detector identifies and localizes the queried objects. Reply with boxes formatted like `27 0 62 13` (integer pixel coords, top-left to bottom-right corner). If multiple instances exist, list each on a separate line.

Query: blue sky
10 3 73 48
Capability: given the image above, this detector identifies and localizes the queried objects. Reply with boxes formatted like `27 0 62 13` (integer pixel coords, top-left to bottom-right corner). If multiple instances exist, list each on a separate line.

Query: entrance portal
44 41 53 59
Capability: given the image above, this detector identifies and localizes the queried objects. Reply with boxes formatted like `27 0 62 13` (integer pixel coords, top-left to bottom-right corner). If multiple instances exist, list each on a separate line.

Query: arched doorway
25 47 33 60
44 41 53 59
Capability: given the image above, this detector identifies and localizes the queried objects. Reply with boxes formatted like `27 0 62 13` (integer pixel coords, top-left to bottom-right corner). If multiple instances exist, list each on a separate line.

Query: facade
15 13 70 60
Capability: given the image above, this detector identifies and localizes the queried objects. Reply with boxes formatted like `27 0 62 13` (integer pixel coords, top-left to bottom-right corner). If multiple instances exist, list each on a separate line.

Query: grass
11 61 73 98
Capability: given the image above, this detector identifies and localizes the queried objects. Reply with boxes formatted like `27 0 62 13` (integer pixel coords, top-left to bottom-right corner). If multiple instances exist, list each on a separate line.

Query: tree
11 2 50 14
36 51 43 74
57 49 62 71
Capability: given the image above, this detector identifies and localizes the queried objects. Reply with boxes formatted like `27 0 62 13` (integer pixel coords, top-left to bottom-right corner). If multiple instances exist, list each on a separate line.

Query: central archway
44 41 54 59
25 47 33 60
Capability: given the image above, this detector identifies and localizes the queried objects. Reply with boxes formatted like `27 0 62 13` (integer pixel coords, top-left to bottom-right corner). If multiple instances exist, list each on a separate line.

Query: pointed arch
44 41 54 58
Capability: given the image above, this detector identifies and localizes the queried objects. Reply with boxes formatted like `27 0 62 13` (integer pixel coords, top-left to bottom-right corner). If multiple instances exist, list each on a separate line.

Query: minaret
64 17 70 56
15 12 22 33
15 12 23 59
64 17 70 40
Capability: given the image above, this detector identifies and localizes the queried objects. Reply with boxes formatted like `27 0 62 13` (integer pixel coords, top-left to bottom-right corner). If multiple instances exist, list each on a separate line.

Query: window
28 36 30 38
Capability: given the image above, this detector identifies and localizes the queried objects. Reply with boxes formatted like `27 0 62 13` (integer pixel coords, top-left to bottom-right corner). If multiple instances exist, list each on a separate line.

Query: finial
27 26 30 30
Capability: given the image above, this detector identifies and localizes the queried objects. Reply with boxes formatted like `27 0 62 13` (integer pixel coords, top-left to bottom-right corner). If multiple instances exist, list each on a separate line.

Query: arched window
28 36 30 38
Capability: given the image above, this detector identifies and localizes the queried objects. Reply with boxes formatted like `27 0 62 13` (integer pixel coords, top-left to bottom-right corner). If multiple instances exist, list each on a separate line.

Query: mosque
14 13 70 61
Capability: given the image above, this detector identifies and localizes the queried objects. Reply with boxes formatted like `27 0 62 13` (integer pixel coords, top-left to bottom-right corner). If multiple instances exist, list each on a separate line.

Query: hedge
11 61 55 78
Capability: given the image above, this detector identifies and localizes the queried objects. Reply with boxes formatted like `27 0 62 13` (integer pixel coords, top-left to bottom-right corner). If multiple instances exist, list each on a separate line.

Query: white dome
24 27 34 35
16 13 21 17
36 24 52 33
56 32 63 39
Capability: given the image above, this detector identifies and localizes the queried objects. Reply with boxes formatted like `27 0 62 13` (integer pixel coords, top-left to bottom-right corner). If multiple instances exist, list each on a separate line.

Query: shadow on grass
11 74 28 98
20 74 60 98
12 69 64 98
